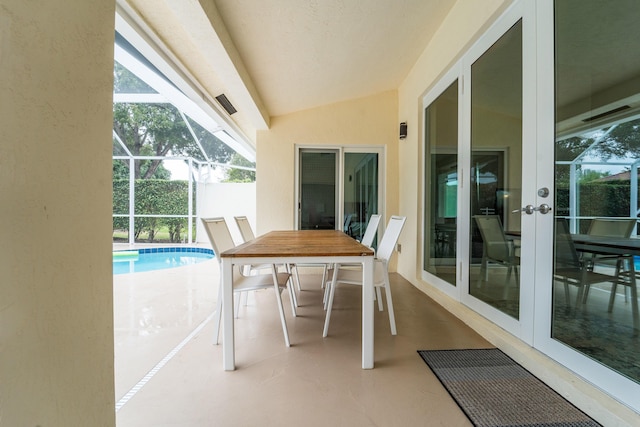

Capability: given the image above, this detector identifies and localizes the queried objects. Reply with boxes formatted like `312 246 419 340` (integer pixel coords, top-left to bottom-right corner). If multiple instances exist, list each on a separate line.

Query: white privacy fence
196 182 256 245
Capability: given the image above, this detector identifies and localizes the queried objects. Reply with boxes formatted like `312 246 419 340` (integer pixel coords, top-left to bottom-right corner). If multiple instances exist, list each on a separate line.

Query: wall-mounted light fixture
399 122 407 139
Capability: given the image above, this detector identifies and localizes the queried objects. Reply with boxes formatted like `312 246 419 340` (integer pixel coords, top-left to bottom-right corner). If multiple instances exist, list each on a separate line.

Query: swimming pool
113 247 214 275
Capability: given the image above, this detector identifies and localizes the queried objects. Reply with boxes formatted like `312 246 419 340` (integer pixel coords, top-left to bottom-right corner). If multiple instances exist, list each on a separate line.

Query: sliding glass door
299 150 338 230
344 152 379 242
298 147 381 237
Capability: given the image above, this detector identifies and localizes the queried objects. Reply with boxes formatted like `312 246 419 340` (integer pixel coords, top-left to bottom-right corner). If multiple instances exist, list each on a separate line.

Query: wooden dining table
219 230 375 370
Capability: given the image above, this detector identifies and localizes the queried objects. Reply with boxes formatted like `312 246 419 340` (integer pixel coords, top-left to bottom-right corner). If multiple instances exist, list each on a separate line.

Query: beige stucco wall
0 1 116 425
255 91 399 240
397 0 512 281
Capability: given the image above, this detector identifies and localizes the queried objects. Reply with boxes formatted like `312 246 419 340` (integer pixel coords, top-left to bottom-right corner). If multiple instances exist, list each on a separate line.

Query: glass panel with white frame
299 150 338 230
553 0 640 385
469 20 523 319
344 153 379 244
297 148 382 235
424 81 458 286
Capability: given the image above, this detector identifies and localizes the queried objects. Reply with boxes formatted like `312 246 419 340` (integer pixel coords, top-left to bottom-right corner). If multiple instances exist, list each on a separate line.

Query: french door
534 0 640 410
423 0 640 411
423 2 538 340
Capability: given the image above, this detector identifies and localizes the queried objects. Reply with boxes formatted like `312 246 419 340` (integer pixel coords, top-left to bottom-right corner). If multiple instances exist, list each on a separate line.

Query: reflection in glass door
299 150 337 230
344 153 379 243
469 20 522 319
424 80 458 286
553 0 640 385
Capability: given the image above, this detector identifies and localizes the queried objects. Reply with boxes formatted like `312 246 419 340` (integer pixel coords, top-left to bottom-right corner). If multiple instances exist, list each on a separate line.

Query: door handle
512 204 552 215
535 203 552 214
512 205 536 215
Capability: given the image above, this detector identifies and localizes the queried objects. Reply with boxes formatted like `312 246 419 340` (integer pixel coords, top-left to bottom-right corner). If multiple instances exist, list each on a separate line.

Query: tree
113 102 192 179
223 153 256 182
113 62 236 179
112 158 170 180
579 169 611 183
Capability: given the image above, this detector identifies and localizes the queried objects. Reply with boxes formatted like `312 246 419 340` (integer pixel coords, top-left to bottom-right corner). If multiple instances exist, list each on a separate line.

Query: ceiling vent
582 105 630 122
215 94 237 115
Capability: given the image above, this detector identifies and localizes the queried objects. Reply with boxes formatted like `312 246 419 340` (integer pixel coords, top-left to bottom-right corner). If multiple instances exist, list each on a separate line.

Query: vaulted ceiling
122 0 457 143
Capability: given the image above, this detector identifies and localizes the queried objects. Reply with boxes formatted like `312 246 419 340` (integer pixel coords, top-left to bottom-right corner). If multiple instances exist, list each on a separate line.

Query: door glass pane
344 153 378 243
469 20 522 319
553 0 640 383
300 151 337 230
424 81 458 285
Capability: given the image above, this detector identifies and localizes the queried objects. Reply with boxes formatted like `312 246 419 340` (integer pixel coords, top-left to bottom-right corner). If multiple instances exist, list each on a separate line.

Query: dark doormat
417 348 602 427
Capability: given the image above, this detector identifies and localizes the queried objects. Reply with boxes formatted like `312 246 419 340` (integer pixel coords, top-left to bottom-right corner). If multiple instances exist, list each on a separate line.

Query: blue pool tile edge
114 247 214 256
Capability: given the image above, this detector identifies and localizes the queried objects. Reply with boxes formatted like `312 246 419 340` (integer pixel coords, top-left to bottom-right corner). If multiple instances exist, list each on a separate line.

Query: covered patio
113 255 489 426
4 1 640 426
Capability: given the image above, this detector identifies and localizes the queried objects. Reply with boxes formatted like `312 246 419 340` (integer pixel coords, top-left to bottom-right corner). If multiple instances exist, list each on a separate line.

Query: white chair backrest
234 216 256 242
588 218 636 238
473 215 510 261
344 213 354 231
360 214 382 247
201 217 236 265
376 216 406 263
555 217 582 268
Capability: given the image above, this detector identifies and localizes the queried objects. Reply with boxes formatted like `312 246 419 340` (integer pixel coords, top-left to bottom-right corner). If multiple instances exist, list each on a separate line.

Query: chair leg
375 287 383 311
287 277 297 317
284 264 300 306
323 265 340 337
234 291 242 318
382 278 397 335
321 264 328 289
213 283 224 345
292 264 302 293
608 280 619 312
242 291 249 306
323 267 334 310
478 256 487 287
582 284 591 303
563 278 571 306
271 269 290 347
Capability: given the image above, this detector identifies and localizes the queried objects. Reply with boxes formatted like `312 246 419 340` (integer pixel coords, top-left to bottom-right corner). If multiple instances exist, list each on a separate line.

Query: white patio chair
234 215 278 277
323 214 382 306
234 216 298 314
473 215 520 298
582 218 636 306
201 217 293 347
554 218 618 308
359 214 382 248
323 215 406 337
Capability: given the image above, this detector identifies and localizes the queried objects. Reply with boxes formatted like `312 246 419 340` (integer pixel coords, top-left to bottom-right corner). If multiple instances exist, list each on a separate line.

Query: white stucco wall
0 0 116 425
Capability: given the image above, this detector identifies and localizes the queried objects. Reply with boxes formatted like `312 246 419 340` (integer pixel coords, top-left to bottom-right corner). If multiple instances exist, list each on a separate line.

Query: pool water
113 248 214 275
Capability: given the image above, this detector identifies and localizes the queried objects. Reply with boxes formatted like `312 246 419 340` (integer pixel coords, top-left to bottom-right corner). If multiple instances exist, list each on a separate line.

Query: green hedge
113 179 194 242
556 180 636 232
